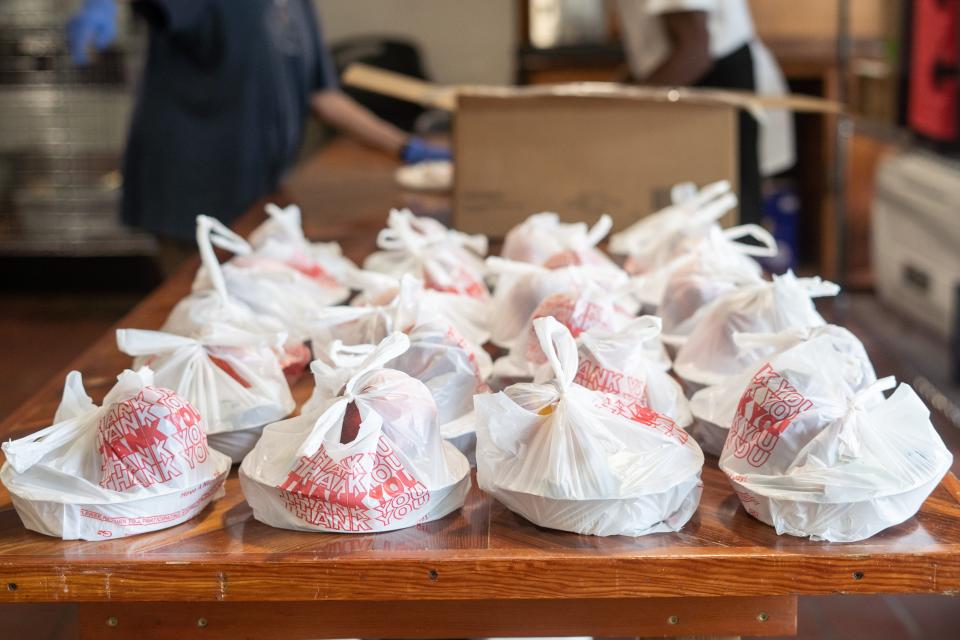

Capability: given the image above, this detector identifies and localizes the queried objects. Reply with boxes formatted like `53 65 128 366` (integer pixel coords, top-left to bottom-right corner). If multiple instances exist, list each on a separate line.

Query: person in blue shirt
68 0 449 244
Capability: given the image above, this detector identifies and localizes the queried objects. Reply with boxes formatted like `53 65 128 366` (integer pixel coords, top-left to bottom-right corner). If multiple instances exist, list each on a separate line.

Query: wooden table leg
77 596 796 639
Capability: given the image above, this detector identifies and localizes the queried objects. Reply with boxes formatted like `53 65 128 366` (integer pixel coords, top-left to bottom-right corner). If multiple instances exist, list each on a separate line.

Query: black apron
694 43 762 226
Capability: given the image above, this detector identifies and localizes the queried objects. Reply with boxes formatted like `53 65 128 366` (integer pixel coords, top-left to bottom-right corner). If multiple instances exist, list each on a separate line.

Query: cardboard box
453 89 739 235
340 65 840 238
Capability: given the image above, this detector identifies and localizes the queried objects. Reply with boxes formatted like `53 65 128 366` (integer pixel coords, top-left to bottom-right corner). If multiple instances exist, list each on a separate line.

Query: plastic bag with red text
689 325 875 456
475 316 704 536
485 256 627 352
116 325 295 463
719 342 951 542
240 333 471 532
536 316 690 428
492 278 640 379
1 369 230 540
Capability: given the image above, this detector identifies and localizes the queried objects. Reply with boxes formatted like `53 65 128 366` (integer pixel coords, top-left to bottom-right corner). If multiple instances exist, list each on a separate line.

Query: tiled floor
0 277 958 638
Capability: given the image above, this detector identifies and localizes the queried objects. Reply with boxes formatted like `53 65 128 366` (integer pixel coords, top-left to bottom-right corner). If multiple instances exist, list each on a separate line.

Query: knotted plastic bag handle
732 326 814 352
297 332 410 459
117 326 280 357
836 375 897 460
263 203 305 243
851 375 897 410
327 340 377 368
580 214 613 249
532 316 579 392
196 215 252 301
687 189 739 228
376 209 426 254
796 275 841 298
341 332 411 397
723 223 779 257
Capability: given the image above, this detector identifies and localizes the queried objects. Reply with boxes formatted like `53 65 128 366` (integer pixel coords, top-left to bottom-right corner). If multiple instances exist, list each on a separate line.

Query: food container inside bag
310 274 491 361
492 276 638 379
534 315 690 427
502 212 618 271
240 333 471 533
116 325 295 463
689 325 876 456
719 349 952 542
387 322 491 466
476 316 704 536
363 209 489 300
657 224 776 345
305 325 489 466
190 216 349 344
673 270 839 388
0 369 230 540
485 256 627 351
247 203 360 292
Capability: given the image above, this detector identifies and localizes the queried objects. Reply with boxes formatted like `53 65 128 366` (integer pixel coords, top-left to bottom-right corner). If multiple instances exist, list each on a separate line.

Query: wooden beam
76 596 796 639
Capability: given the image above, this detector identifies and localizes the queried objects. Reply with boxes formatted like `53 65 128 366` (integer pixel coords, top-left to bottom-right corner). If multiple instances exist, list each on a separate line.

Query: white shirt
617 0 796 176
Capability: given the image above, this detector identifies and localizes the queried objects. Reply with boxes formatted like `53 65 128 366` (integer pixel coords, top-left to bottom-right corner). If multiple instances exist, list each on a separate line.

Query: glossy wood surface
1 140 959 605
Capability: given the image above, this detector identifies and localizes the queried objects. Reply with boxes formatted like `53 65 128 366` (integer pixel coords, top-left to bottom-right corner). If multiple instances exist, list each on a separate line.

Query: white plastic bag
673 271 839 389
689 325 876 456
191 216 348 342
308 275 490 368
305 325 490 465
164 216 312 380
117 325 296 463
387 321 492 465
240 333 471 532
349 269 491 346
363 209 490 300
720 362 952 542
1 369 231 540
492 279 640 379
485 256 628 351
537 316 691 428
501 212 618 270
475 317 704 536
633 223 774 331
608 180 738 274
247 203 358 295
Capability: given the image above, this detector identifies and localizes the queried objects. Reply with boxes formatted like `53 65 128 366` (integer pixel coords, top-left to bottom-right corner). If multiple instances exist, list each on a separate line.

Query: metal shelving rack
0 0 155 256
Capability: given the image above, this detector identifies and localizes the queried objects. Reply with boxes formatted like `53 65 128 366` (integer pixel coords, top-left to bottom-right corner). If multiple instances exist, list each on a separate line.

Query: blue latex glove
400 137 452 164
67 0 118 66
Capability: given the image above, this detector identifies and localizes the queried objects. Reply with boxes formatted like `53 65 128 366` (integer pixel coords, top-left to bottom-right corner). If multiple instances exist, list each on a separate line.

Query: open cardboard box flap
342 62 841 115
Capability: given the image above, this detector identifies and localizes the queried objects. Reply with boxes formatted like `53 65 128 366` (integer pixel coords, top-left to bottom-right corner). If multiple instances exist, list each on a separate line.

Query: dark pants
695 43 762 226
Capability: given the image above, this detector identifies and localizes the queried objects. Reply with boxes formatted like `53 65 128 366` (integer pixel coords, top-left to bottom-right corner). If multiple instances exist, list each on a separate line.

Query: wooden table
1 140 959 640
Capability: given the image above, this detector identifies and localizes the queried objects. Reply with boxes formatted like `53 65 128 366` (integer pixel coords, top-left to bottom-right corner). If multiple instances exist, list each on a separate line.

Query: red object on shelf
908 0 959 142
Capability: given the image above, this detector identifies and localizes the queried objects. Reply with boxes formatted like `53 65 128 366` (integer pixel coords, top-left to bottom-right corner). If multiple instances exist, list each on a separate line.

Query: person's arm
311 89 452 163
643 11 712 86
310 89 407 156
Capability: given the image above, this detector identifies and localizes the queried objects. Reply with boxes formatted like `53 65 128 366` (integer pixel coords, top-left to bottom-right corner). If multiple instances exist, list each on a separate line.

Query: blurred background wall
316 0 518 85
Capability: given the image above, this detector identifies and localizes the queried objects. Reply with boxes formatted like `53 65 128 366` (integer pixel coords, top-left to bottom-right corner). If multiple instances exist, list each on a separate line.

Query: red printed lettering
726 364 813 467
